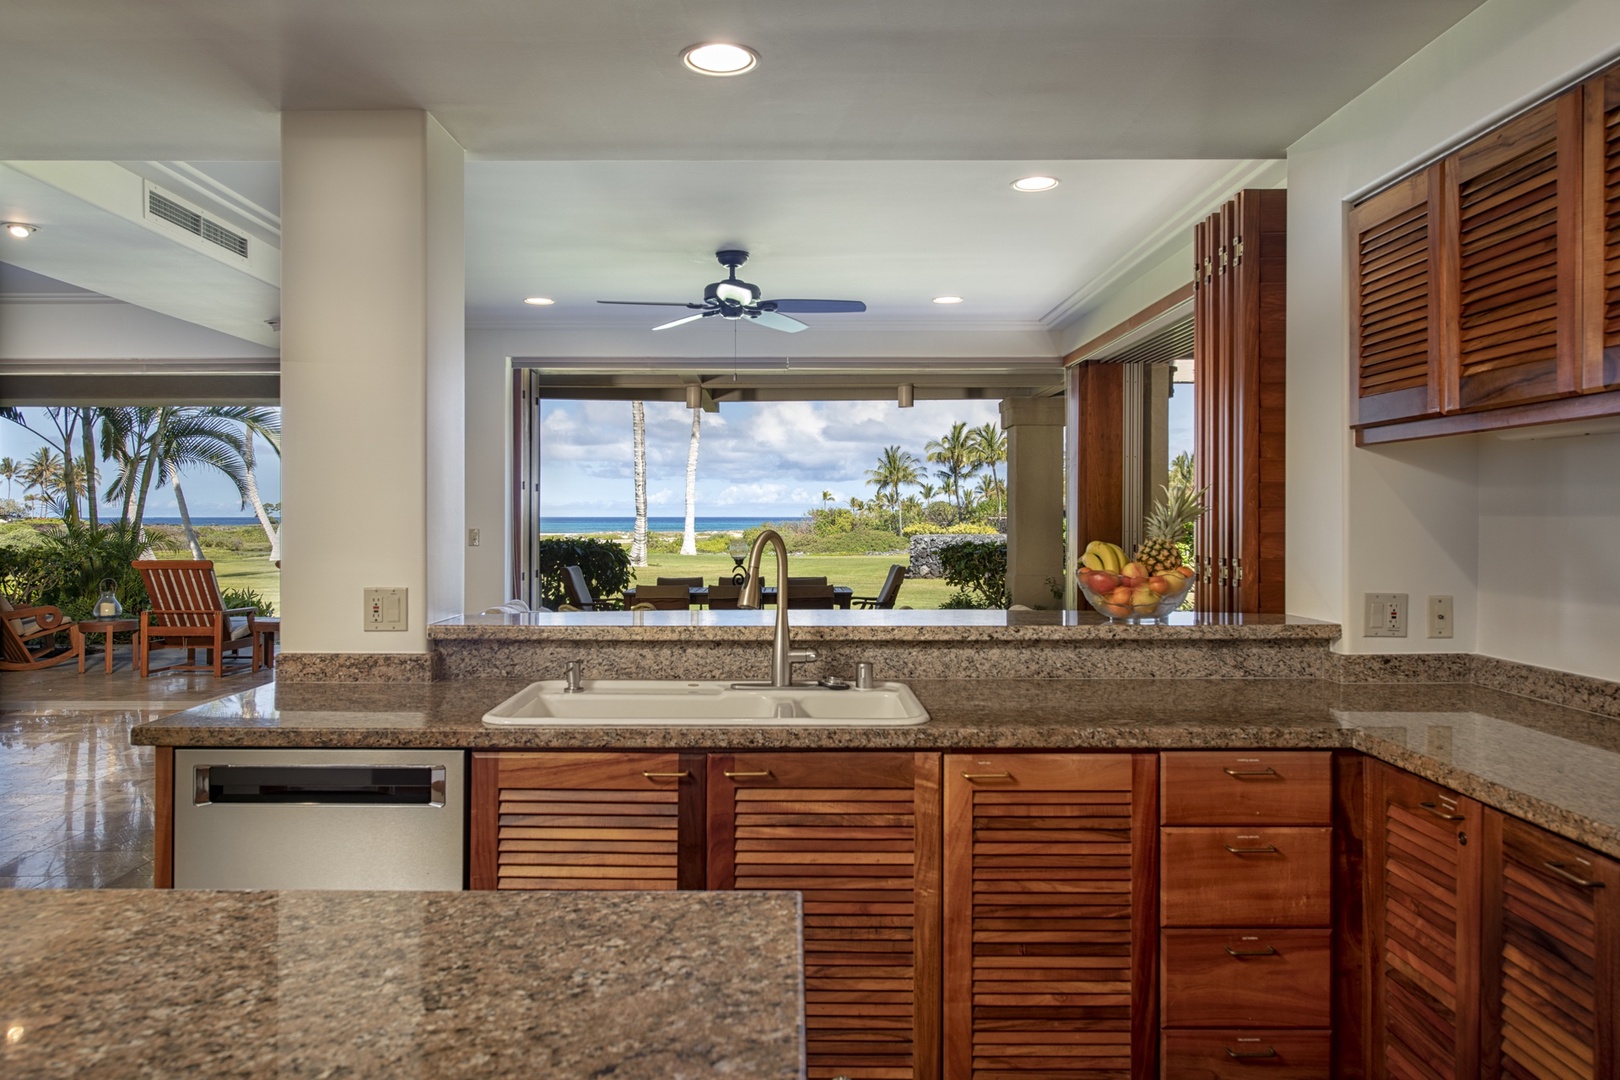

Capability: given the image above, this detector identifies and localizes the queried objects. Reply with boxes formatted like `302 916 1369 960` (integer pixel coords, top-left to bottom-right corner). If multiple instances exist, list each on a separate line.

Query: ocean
541 516 783 534
144 517 263 527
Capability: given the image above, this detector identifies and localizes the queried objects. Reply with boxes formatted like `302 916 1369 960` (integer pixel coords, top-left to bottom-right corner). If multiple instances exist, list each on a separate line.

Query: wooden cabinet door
1482 811 1619 1079
1351 165 1444 427
1448 96 1583 412
943 752 1156 1080
708 751 942 1080
470 751 705 891
1582 63 1620 392
1367 763 1484 1080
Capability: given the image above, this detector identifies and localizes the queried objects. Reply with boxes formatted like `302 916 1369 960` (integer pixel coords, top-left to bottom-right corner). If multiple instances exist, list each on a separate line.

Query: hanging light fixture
685 384 703 409
898 384 915 408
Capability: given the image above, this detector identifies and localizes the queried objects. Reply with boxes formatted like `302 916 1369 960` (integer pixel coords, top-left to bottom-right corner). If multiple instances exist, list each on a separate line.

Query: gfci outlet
365 587 407 632
1428 595 1454 639
1364 592 1407 638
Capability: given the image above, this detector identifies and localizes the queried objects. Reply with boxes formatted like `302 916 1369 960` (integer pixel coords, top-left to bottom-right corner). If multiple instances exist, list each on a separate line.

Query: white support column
279 111 465 655
1000 397 1067 609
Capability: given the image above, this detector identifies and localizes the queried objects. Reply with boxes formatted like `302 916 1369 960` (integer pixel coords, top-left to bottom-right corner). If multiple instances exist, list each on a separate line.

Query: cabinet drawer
1161 751 1331 825
1161 1030 1332 1078
1161 827 1331 926
1161 929 1331 1028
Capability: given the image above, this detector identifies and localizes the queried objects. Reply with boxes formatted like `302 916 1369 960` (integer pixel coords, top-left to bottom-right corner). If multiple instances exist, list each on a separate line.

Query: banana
1083 541 1128 573
1081 552 1105 571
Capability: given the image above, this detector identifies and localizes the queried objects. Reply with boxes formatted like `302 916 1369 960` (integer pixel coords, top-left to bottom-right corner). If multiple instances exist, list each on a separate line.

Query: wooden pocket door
943 752 1157 1080
708 751 942 1080
470 751 705 891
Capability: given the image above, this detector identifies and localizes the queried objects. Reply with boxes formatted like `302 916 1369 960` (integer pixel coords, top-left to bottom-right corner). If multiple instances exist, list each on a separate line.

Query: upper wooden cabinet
1353 59 1620 443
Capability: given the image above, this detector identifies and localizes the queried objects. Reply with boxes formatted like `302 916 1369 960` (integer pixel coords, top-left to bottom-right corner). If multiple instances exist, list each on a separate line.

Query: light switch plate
1364 592 1407 637
468 528 481 547
364 587 407 632
1427 595 1454 639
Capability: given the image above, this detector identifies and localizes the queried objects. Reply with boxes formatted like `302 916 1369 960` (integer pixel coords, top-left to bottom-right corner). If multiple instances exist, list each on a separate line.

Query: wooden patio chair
852 564 908 610
656 576 704 586
132 560 260 678
705 584 742 610
561 565 623 611
787 576 829 588
628 584 692 611
0 593 85 673
785 585 836 610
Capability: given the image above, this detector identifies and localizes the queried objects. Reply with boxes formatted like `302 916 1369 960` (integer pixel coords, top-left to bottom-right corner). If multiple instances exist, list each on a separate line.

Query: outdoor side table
79 618 140 675
255 617 281 668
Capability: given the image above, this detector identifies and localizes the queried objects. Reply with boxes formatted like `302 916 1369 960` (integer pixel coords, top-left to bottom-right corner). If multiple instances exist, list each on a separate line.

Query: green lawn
632 551 948 609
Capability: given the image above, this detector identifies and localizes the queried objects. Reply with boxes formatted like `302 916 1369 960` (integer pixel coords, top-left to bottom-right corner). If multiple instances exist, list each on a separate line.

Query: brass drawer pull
1224 945 1279 958
1543 861 1604 889
961 772 1013 781
723 770 773 780
1226 1046 1278 1060
641 771 691 781
1223 767 1277 777
1224 844 1278 854
1419 801 1465 822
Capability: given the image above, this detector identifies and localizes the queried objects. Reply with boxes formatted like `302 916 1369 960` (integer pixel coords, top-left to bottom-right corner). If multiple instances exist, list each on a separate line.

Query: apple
1102 602 1134 618
1082 570 1120 594
1121 561 1148 587
1147 575 1174 596
1107 585 1135 605
1130 585 1158 608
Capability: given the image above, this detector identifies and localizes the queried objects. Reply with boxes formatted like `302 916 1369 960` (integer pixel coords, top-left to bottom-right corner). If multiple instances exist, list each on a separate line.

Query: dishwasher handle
194 764 448 807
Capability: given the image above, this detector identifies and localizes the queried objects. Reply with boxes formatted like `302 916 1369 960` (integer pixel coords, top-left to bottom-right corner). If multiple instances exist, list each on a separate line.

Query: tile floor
1 657 272 888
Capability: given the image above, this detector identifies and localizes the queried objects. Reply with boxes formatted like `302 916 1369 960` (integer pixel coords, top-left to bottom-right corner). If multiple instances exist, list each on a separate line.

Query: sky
539 391 1195 520
1 408 281 519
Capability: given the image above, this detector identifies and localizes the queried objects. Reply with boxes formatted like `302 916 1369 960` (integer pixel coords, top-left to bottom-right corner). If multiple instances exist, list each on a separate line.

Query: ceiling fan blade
759 299 866 314
652 312 709 331
598 300 708 308
750 310 808 333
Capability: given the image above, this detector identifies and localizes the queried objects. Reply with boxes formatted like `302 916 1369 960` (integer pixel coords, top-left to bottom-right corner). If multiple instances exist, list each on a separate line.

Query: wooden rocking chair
0 593 86 673
132 560 261 678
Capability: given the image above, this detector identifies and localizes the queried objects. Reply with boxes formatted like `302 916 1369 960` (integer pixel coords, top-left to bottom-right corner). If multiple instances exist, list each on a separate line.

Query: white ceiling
1 0 1485 161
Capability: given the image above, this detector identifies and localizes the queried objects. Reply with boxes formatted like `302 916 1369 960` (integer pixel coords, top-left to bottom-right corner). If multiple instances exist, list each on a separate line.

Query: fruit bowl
1078 565 1195 622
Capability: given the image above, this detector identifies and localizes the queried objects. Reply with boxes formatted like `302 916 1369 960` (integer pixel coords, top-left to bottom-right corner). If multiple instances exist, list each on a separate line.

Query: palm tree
1168 451 1195 494
22 447 62 508
680 406 701 556
0 456 21 500
820 490 834 510
974 473 1005 516
239 413 282 561
917 481 938 503
630 401 648 567
926 422 979 512
970 422 1007 517
865 445 921 533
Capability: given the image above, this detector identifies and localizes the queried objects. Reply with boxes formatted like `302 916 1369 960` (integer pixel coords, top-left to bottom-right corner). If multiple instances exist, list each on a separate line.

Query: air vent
147 188 249 258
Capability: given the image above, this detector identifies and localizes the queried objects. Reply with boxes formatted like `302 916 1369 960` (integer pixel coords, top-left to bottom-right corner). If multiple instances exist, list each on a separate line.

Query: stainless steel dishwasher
173 749 465 889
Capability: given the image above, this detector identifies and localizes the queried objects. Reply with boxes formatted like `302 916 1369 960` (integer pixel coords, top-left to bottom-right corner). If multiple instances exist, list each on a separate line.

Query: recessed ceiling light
682 42 759 76
932 296 964 305
1010 176 1060 192
523 297 555 306
3 222 38 238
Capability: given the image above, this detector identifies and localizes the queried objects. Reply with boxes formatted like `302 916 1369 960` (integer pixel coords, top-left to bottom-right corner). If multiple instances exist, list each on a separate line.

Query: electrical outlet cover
1364 592 1407 638
1428 595 1454 639
364 587 408 632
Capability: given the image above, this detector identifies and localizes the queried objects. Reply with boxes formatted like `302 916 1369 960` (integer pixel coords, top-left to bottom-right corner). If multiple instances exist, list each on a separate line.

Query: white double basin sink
483 678 930 727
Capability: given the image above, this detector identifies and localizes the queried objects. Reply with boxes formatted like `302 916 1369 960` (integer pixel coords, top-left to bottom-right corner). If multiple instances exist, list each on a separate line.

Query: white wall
1286 0 1620 674
0 298 277 359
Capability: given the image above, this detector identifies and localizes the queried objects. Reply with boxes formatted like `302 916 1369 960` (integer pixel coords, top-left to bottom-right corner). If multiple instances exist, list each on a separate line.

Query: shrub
901 521 1000 537
0 521 168 616
535 537 632 609
938 540 1008 609
695 534 734 554
220 586 276 617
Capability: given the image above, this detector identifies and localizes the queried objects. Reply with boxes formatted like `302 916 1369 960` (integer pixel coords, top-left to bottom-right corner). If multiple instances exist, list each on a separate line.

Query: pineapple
1134 483 1206 574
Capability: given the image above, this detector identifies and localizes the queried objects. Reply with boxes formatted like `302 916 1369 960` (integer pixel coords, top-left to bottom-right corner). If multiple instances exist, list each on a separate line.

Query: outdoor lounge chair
0 593 86 673
132 560 261 678
852 564 907 610
562 565 622 611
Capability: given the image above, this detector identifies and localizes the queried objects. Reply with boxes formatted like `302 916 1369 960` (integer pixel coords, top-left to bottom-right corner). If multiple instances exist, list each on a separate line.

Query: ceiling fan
597 249 866 333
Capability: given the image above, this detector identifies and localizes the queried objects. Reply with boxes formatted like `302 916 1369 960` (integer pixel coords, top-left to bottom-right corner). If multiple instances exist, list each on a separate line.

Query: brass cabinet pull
961 772 1013 781
1224 844 1278 855
1223 767 1277 778
1226 1046 1278 1060
723 770 773 780
1224 945 1279 958
1543 861 1605 889
1419 801 1465 822
641 771 690 781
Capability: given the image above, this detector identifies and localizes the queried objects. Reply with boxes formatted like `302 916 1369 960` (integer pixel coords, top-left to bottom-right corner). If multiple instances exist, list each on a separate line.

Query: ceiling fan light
523 296 555 306
932 296 964 305
1011 175 1060 192
682 43 759 76
3 222 38 238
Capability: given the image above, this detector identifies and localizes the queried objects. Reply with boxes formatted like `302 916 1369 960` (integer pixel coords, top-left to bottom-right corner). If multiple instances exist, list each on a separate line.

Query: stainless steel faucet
737 528 818 687
562 659 585 693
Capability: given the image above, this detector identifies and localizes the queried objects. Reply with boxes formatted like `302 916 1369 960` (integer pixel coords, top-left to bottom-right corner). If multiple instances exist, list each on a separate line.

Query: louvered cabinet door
943 753 1156 1080
1352 165 1444 426
1482 812 1619 1079
708 752 942 1080
1449 95 1583 411
1582 64 1620 392
1368 763 1483 1080
470 752 704 891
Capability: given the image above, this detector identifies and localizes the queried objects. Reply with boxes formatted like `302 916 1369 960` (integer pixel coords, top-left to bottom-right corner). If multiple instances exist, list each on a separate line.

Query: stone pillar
279 111 465 661
1000 397 1066 609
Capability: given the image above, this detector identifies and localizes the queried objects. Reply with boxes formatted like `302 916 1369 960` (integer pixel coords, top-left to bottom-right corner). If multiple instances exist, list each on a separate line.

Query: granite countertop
131 677 1620 858
429 609 1341 642
0 889 803 1079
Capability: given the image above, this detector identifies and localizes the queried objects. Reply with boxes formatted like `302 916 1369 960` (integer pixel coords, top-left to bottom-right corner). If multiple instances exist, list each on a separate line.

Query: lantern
94 579 123 618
